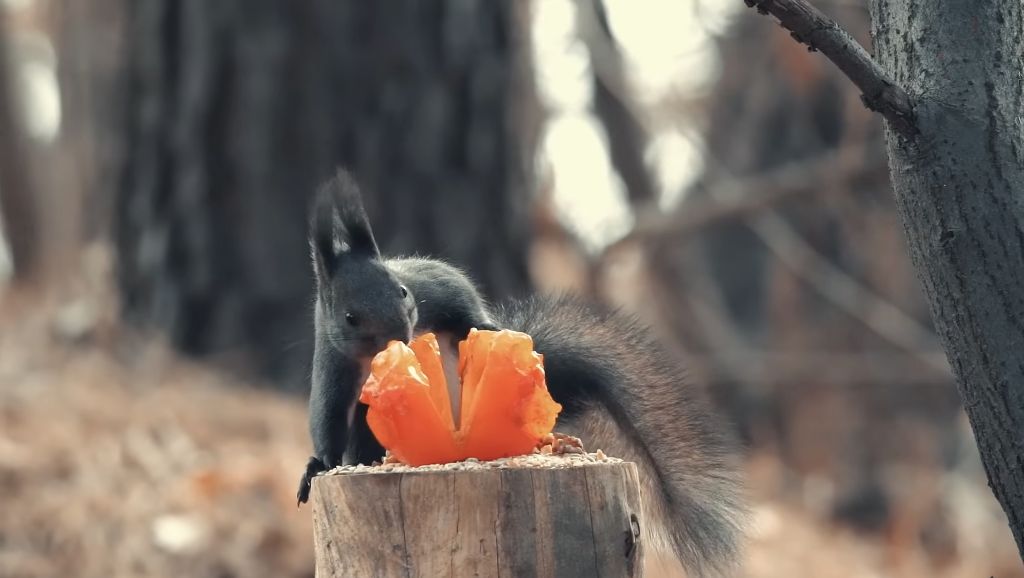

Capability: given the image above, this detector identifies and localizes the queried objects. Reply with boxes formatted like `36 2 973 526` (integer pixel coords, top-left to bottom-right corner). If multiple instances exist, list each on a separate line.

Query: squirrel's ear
309 169 381 277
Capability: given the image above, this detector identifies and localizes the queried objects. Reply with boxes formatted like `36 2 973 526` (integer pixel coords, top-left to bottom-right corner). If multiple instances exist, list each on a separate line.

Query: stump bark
310 462 645 578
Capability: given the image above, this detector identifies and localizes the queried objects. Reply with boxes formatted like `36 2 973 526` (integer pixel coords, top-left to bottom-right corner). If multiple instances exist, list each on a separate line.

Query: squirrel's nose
365 325 411 354
393 320 414 343
360 336 395 356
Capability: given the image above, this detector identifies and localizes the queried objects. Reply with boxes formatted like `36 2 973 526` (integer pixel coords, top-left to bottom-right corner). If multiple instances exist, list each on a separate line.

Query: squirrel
296 169 746 577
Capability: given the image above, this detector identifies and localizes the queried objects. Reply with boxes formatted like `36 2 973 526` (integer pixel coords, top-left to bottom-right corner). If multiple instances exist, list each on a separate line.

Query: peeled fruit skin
358 329 562 466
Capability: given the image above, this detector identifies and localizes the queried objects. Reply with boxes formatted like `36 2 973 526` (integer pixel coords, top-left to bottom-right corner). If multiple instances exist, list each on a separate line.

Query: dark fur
387 257 495 337
493 296 746 576
299 171 498 494
303 170 416 478
297 170 746 576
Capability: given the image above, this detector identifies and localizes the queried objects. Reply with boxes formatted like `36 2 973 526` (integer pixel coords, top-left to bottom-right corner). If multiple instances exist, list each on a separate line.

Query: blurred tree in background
0 10 41 283
584 2 977 563
113 0 537 389
692 10 961 546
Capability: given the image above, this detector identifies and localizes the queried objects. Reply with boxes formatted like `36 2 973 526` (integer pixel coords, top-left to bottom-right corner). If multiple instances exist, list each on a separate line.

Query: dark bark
868 0 1024 557
115 1 534 389
579 0 657 207
0 15 42 282
53 0 126 245
591 66 657 208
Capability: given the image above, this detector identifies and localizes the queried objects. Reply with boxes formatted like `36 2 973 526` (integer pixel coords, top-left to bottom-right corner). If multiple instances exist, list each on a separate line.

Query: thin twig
687 350 951 386
622 143 888 243
622 142 943 371
744 0 917 136
747 210 947 372
694 146 945 371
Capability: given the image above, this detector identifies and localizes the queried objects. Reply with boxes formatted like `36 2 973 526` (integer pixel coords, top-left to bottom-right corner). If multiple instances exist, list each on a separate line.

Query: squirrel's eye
400 286 409 299
344 312 360 327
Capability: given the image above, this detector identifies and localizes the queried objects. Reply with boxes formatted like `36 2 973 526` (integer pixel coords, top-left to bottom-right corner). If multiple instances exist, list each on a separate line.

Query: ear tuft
309 168 381 278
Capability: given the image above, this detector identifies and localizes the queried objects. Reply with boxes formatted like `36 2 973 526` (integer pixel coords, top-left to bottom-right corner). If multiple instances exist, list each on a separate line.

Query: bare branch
682 230 951 386
687 350 951 387
628 144 888 241
618 143 942 370
748 210 947 372
744 0 917 136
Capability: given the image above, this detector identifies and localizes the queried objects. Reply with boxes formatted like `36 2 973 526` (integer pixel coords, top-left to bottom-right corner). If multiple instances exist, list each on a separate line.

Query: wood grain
311 462 644 578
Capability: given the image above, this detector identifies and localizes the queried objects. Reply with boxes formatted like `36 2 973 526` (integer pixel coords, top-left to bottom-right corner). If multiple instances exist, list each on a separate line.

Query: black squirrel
297 170 746 576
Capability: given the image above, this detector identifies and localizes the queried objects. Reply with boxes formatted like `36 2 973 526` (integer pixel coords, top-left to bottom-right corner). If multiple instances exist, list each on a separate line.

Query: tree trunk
114 1 535 389
52 0 126 247
311 463 645 578
869 0 1024 556
0 14 42 283
577 0 657 209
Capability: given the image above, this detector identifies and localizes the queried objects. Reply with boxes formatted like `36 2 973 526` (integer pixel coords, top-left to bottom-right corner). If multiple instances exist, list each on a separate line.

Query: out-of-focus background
0 1 1020 577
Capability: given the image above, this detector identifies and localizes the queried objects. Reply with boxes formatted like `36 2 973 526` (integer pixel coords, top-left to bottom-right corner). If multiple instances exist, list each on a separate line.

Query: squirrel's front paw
296 456 327 506
478 321 500 332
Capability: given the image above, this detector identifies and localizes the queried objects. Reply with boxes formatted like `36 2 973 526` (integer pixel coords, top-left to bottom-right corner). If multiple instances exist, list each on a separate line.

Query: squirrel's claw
296 456 327 507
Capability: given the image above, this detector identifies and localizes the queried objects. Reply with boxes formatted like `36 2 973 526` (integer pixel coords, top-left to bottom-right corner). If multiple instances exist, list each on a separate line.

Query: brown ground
1 283 1021 578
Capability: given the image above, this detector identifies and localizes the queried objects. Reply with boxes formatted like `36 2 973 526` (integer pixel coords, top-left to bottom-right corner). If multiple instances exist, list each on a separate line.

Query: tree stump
310 461 644 578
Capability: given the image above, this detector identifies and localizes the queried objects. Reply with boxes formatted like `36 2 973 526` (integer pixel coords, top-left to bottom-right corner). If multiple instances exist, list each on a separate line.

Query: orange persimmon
358 329 562 466
358 334 461 466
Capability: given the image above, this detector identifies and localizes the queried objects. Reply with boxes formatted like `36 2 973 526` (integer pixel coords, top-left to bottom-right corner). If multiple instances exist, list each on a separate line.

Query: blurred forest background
0 0 1021 577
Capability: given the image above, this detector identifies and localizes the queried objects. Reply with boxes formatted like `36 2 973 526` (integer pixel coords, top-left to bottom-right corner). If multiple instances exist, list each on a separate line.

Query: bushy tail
493 294 747 576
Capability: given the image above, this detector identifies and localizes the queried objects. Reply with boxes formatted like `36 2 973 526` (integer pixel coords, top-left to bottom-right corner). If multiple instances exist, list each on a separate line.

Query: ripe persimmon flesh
358 329 562 466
